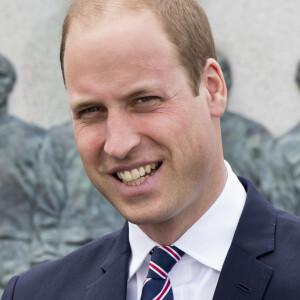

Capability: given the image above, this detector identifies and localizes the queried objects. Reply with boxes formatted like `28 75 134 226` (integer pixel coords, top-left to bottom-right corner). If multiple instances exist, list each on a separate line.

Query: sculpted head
0 54 16 108
296 61 300 89
62 0 227 243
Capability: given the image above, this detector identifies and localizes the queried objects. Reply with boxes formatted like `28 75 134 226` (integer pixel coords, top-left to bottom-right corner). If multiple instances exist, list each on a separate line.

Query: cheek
171 114 213 174
74 125 105 164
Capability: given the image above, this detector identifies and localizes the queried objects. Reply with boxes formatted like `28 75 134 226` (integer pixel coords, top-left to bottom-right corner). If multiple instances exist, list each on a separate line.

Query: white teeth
145 165 151 173
131 169 140 180
139 167 145 177
124 171 132 181
118 172 125 181
116 163 160 186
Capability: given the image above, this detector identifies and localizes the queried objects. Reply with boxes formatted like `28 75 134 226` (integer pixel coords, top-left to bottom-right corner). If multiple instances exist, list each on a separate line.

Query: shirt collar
128 161 246 280
128 222 157 282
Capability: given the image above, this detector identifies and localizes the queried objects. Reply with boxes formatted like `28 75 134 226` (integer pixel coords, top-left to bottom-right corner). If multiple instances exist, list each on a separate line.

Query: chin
125 210 172 226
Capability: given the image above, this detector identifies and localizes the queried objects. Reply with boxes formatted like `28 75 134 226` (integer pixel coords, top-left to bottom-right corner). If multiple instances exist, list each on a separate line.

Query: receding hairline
63 7 191 84
61 1 160 82
61 0 216 95
66 0 153 26
62 3 187 86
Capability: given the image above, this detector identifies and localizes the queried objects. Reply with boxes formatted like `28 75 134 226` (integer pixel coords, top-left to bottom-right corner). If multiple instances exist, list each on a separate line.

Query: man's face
64 10 225 230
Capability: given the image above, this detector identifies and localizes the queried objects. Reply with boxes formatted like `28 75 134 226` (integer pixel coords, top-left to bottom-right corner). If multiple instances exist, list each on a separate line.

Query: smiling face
64 9 227 242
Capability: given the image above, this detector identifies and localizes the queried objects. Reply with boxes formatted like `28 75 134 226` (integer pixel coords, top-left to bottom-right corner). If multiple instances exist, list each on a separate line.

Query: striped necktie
140 245 185 300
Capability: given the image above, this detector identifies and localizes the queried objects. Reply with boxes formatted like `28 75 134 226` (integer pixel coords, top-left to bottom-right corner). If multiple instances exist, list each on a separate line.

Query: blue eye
137 96 158 103
79 106 107 120
83 106 107 114
85 107 99 113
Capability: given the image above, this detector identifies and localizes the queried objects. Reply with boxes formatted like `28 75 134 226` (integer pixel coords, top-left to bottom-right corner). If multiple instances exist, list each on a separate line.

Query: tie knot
147 246 185 280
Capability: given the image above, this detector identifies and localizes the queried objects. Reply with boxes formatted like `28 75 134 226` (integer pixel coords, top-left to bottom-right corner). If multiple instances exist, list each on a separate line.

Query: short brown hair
60 0 216 95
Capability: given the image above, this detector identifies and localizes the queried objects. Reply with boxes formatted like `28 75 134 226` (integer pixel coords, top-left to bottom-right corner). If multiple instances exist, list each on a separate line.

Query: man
2 1 300 299
0 54 45 294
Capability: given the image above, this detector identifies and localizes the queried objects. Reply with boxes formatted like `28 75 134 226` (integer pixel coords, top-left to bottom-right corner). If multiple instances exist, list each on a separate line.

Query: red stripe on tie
156 278 171 300
163 246 180 261
150 262 167 278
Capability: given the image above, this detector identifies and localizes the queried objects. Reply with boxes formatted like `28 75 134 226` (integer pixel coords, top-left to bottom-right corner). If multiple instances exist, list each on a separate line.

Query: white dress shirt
126 161 246 300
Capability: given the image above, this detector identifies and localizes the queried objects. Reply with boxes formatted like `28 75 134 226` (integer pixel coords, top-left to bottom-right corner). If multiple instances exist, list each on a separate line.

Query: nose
104 111 141 159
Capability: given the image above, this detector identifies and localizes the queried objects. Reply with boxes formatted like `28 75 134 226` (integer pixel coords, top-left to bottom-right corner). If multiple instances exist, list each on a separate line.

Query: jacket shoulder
261 210 300 298
2 229 123 300
274 209 300 248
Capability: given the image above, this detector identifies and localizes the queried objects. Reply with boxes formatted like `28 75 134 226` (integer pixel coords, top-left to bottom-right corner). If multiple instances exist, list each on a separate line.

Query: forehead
64 9 181 79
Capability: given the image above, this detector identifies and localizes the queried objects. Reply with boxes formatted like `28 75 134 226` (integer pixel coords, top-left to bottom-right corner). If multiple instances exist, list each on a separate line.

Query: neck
139 219 199 246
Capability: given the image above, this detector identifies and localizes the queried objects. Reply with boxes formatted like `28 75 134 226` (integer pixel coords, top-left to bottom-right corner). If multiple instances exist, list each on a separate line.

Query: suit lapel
213 244 273 299
85 179 277 299
85 223 131 300
213 178 276 300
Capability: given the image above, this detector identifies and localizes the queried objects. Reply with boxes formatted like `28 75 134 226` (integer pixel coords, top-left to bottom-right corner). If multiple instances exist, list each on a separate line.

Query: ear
202 58 227 117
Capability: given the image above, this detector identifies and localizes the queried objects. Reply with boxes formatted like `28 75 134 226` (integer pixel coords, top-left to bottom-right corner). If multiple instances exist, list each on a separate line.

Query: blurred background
1 0 300 295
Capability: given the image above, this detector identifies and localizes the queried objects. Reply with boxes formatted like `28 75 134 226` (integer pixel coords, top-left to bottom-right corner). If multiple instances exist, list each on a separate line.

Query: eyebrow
70 85 163 113
125 88 158 99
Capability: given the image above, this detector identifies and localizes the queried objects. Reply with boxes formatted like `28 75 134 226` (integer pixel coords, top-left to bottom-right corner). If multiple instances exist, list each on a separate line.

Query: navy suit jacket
2 178 300 299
